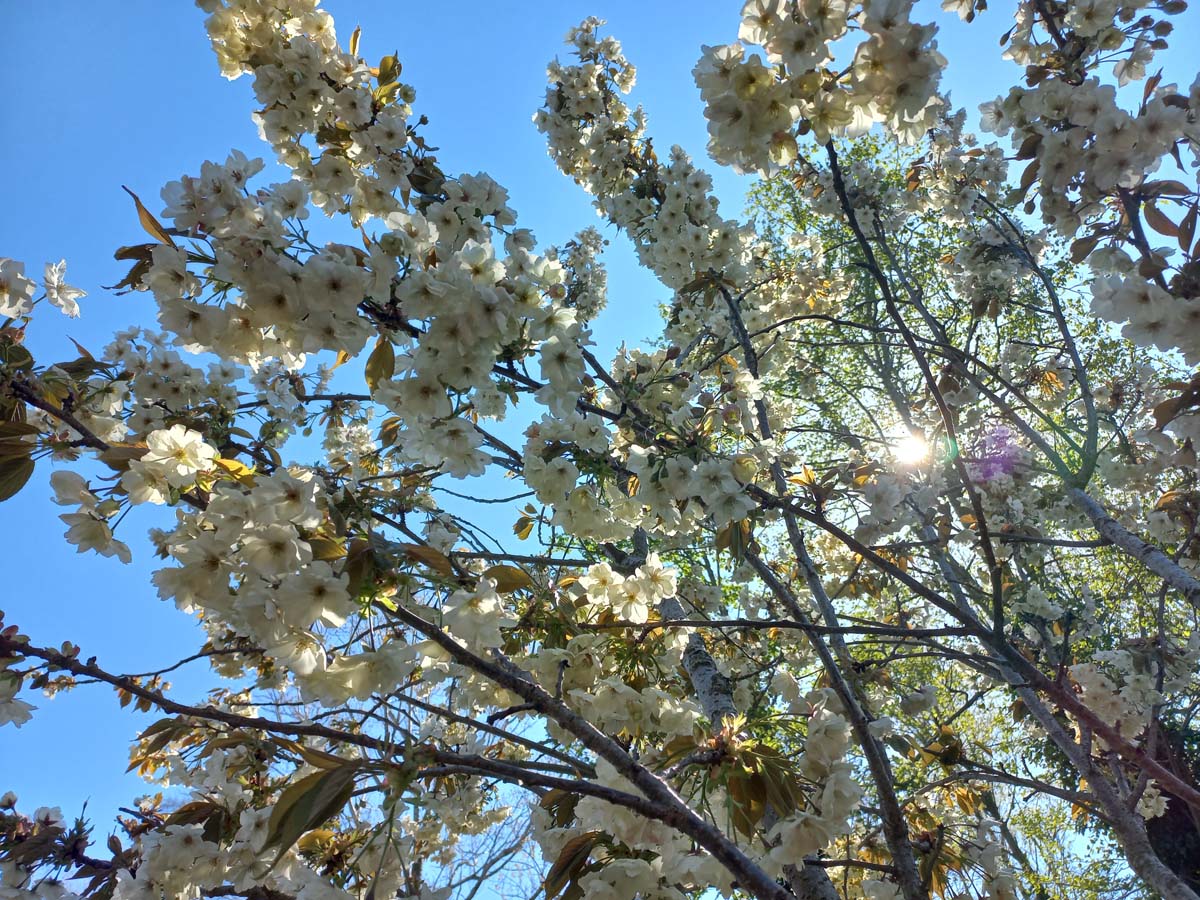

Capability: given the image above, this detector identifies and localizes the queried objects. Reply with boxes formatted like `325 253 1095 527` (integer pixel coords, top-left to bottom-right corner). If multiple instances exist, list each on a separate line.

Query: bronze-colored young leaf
544 831 599 900
0 422 39 438
265 765 359 867
99 442 149 472
397 542 456 576
513 516 535 541
1143 201 1179 238
1179 205 1197 253
307 535 348 561
0 456 34 502
1070 233 1101 263
121 186 177 248
364 337 395 393
483 564 533 593
0 343 34 372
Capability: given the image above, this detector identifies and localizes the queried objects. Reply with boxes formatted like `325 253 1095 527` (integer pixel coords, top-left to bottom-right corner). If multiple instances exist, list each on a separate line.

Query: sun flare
894 433 930 464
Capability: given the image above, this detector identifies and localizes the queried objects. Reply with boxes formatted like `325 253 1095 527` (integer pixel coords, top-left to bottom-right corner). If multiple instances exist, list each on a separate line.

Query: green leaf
0 456 34 502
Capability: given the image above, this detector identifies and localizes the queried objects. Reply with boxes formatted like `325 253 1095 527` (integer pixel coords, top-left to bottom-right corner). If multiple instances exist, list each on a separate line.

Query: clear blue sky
1 0 1195 840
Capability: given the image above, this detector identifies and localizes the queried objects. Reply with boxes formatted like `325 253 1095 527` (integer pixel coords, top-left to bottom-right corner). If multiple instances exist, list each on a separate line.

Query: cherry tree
2 1 1200 899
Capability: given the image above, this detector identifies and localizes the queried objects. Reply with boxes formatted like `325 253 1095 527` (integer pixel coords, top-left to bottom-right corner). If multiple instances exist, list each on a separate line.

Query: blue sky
1 0 1196 844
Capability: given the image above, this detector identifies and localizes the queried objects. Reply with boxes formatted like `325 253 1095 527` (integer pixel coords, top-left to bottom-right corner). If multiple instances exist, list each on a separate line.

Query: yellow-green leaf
307 535 347 561
364 337 395 393
212 456 256 485
378 53 400 86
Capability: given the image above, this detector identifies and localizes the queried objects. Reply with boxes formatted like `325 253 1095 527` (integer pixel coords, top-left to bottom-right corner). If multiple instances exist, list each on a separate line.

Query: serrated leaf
725 770 767 837
375 81 403 104
127 718 184 772
67 338 93 360
715 519 753 562
1015 131 1040 160
1143 179 1192 197
344 537 378 597
1017 159 1039 197
276 737 350 770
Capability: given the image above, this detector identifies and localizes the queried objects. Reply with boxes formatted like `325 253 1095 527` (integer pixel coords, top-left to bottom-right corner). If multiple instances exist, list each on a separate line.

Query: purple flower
969 426 1021 482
